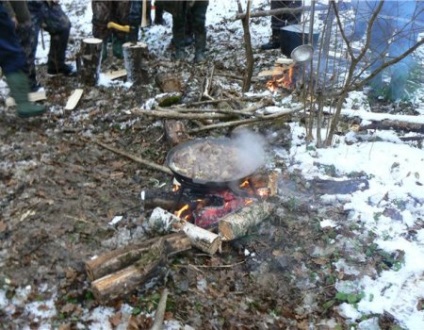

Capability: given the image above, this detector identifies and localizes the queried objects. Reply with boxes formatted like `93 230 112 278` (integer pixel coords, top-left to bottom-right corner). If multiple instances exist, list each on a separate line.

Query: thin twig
94 140 172 175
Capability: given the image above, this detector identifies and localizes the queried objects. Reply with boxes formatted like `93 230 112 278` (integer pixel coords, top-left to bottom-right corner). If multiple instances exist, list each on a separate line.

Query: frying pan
165 137 263 190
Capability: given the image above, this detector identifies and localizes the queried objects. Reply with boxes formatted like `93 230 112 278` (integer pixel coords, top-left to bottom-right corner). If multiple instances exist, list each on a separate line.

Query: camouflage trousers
92 0 130 42
16 21 37 84
27 1 71 70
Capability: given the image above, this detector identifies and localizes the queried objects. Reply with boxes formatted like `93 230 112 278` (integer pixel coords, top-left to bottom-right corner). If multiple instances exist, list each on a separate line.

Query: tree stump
123 42 150 85
76 38 103 86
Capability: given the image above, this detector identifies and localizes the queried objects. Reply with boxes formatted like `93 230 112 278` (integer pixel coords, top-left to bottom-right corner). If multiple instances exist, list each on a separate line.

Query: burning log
85 232 191 281
76 38 103 86
90 239 166 301
123 42 149 85
149 207 222 255
218 201 274 241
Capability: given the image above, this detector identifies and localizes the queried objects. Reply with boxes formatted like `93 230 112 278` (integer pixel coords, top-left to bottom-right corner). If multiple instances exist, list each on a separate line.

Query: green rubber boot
112 37 124 59
6 72 46 118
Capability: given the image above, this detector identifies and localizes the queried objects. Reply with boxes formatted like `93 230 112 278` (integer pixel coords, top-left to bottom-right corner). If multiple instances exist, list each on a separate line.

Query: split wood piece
85 232 191 281
258 67 287 78
94 139 173 175
123 42 149 85
149 207 222 255
218 201 275 241
91 240 166 302
76 38 103 86
65 89 84 110
103 69 127 80
164 120 190 146
275 58 295 66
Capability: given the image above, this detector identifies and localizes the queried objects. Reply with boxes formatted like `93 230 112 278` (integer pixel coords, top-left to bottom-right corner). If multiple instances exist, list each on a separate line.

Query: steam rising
231 129 267 176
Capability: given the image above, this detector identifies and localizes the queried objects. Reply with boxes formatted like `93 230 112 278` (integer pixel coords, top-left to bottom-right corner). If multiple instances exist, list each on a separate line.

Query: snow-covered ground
1 0 424 329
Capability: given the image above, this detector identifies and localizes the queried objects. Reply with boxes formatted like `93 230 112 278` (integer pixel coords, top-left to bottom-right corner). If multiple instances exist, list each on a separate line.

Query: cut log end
83 37 103 45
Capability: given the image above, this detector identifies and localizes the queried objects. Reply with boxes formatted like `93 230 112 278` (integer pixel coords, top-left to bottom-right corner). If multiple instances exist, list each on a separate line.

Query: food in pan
168 139 249 182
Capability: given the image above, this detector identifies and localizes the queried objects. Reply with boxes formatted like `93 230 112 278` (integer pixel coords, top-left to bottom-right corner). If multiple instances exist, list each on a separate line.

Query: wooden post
122 42 150 85
76 38 103 86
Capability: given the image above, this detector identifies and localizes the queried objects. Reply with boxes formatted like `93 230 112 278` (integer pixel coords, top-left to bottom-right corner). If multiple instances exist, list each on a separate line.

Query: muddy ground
0 51 405 330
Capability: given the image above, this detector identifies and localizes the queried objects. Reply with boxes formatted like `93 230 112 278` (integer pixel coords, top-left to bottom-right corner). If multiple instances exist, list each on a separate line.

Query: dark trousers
0 5 27 75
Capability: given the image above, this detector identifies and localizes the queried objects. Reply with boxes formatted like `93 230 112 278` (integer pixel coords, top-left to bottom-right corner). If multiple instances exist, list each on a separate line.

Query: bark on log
123 42 150 85
218 201 274 241
91 240 166 301
149 207 222 255
76 38 103 86
155 73 182 93
85 232 191 281
164 120 190 146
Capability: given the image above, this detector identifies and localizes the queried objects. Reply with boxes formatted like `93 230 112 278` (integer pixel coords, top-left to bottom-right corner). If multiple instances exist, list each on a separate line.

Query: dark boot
47 33 76 76
194 32 207 63
260 29 280 50
6 72 46 118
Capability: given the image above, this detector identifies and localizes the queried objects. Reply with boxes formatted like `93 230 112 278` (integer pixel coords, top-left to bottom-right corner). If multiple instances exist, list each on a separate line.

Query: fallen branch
150 288 169 330
132 108 230 120
94 140 172 175
188 106 301 133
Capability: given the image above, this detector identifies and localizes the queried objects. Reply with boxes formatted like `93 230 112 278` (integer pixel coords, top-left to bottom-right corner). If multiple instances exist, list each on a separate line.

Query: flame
266 66 295 92
175 204 190 219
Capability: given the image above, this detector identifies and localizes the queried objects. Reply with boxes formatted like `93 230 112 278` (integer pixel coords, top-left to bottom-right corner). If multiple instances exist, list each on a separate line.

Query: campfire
266 64 296 92
84 133 279 302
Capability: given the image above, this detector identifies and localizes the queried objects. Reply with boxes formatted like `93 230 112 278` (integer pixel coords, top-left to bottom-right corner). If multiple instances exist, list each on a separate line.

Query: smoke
231 129 267 176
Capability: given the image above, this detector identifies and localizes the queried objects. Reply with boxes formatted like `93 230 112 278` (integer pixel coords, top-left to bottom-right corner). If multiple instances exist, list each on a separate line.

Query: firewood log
149 207 222 255
91 239 166 301
85 232 191 281
76 38 103 86
123 42 149 85
218 202 274 240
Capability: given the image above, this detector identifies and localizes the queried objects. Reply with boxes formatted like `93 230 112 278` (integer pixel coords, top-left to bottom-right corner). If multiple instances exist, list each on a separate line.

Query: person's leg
261 0 302 51
41 3 73 75
191 1 209 63
92 1 112 60
112 0 130 58
0 6 45 117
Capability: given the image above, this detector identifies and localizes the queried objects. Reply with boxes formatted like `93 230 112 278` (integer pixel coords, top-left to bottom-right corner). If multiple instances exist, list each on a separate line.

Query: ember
172 173 274 229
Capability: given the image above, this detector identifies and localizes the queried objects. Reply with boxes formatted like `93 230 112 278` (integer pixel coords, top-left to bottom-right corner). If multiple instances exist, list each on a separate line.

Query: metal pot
279 24 320 58
166 137 263 190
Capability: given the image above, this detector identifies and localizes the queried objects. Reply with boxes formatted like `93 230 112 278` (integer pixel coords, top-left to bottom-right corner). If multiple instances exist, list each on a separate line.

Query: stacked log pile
85 201 275 302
